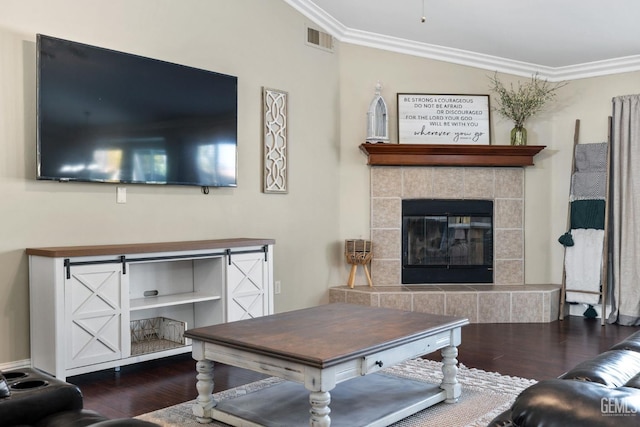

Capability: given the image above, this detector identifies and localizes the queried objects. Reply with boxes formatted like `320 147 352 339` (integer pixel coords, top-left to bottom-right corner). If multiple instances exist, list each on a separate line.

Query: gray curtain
609 94 640 325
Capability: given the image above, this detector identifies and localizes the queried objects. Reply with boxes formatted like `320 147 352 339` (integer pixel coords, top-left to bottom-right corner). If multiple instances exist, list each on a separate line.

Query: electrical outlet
116 187 127 204
274 280 281 294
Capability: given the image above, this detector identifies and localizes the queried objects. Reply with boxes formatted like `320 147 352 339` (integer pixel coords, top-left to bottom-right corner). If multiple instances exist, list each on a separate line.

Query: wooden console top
26 238 275 258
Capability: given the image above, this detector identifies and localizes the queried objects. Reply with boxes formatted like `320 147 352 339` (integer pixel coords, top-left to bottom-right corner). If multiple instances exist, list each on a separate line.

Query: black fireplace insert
402 199 493 284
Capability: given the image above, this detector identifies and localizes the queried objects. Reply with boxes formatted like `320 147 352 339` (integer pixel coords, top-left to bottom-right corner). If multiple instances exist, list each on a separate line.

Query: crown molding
284 0 640 82
545 55 640 81
284 0 348 38
341 28 549 79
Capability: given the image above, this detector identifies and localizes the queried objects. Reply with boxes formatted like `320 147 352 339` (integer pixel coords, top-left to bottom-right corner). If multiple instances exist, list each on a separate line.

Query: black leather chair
0 367 159 427
488 330 640 427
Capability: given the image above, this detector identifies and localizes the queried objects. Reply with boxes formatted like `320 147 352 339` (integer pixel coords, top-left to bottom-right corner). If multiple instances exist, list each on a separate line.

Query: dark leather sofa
0 367 159 427
489 330 640 427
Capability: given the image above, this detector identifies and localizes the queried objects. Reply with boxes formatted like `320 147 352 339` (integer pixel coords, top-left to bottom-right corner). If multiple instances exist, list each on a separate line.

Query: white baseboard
0 359 31 372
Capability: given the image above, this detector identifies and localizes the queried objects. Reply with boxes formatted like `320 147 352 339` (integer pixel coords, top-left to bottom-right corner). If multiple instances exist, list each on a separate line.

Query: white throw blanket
565 228 605 304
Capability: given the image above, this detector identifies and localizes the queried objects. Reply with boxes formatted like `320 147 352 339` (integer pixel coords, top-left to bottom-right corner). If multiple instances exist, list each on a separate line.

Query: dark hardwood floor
68 316 640 419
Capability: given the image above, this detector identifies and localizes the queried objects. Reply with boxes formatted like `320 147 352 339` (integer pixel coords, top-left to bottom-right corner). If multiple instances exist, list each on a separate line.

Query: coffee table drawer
361 331 452 375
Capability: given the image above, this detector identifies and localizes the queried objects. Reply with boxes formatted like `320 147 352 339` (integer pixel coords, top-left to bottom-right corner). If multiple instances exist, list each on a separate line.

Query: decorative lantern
344 239 373 288
366 82 389 143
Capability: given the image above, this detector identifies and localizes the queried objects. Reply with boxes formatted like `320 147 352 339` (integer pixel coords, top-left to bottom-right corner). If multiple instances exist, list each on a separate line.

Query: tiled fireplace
329 144 560 323
370 166 523 286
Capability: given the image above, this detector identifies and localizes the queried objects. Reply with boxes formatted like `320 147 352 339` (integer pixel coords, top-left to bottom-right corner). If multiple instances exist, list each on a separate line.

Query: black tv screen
37 34 237 187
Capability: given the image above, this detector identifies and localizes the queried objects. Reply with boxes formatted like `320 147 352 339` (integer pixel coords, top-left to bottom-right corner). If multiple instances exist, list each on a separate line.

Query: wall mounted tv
37 34 238 187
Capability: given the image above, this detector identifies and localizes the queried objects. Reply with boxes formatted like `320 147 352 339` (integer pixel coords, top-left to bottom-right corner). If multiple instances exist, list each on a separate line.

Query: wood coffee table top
184 303 468 369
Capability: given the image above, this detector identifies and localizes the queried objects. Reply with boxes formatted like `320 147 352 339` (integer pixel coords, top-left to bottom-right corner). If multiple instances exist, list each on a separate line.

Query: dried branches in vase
489 72 567 145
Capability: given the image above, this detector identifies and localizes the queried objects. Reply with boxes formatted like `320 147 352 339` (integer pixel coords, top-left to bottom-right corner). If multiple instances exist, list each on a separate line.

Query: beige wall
0 0 341 364
2 0 640 366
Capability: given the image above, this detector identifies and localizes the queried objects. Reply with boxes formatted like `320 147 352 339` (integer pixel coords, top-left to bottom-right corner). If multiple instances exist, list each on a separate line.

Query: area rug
136 358 536 427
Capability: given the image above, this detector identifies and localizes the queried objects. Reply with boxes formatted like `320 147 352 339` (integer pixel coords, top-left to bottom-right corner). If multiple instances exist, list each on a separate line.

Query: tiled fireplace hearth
330 144 560 323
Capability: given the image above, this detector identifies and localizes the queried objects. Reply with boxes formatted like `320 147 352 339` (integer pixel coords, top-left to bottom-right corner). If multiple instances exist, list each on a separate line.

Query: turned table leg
309 390 331 427
193 359 215 423
440 345 461 403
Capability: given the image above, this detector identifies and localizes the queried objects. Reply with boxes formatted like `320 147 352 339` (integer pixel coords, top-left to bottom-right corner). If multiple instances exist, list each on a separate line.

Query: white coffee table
184 303 469 426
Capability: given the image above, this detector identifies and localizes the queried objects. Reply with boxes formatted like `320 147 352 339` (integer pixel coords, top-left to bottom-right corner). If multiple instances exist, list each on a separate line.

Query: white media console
26 238 275 380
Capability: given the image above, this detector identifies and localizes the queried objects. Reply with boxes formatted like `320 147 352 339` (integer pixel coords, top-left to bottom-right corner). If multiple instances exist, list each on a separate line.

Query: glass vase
510 125 527 146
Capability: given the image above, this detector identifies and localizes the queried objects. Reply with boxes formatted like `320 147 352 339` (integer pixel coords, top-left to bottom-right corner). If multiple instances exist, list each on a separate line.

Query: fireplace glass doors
402 199 493 284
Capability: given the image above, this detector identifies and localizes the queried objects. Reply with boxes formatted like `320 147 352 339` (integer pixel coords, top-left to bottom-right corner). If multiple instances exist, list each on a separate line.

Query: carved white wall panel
263 87 288 193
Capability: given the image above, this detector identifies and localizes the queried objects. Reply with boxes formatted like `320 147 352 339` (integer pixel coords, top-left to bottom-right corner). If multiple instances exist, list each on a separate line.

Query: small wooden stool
345 239 373 288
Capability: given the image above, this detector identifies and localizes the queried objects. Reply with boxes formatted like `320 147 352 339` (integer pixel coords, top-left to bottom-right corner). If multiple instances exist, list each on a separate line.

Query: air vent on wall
306 25 334 52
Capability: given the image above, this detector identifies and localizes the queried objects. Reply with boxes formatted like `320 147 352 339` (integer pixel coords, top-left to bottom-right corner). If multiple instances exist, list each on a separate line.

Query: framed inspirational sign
397 93 490 145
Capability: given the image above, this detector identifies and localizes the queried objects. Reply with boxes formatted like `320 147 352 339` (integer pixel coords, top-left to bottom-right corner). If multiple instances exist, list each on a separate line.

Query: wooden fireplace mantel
359 143 545 167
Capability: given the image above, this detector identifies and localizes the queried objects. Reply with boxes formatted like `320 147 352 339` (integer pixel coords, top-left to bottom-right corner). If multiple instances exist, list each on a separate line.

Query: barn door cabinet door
64 263 130 369
226 251 272 322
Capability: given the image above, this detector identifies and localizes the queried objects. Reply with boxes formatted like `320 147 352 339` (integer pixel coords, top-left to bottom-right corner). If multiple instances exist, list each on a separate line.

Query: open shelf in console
130 291 221 311
128 257 223 303
128 256 225 339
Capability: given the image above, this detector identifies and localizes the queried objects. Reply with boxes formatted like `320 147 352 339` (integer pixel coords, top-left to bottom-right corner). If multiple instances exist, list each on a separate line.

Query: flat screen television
36 34 238 187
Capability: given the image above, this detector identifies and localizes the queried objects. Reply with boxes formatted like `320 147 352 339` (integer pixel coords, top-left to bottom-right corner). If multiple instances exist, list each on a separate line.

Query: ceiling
285 0 640 81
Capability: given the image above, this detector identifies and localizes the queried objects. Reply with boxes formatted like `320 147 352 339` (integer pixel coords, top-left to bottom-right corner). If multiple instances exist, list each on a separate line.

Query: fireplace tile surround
370 166 524 286
330 145 560 323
